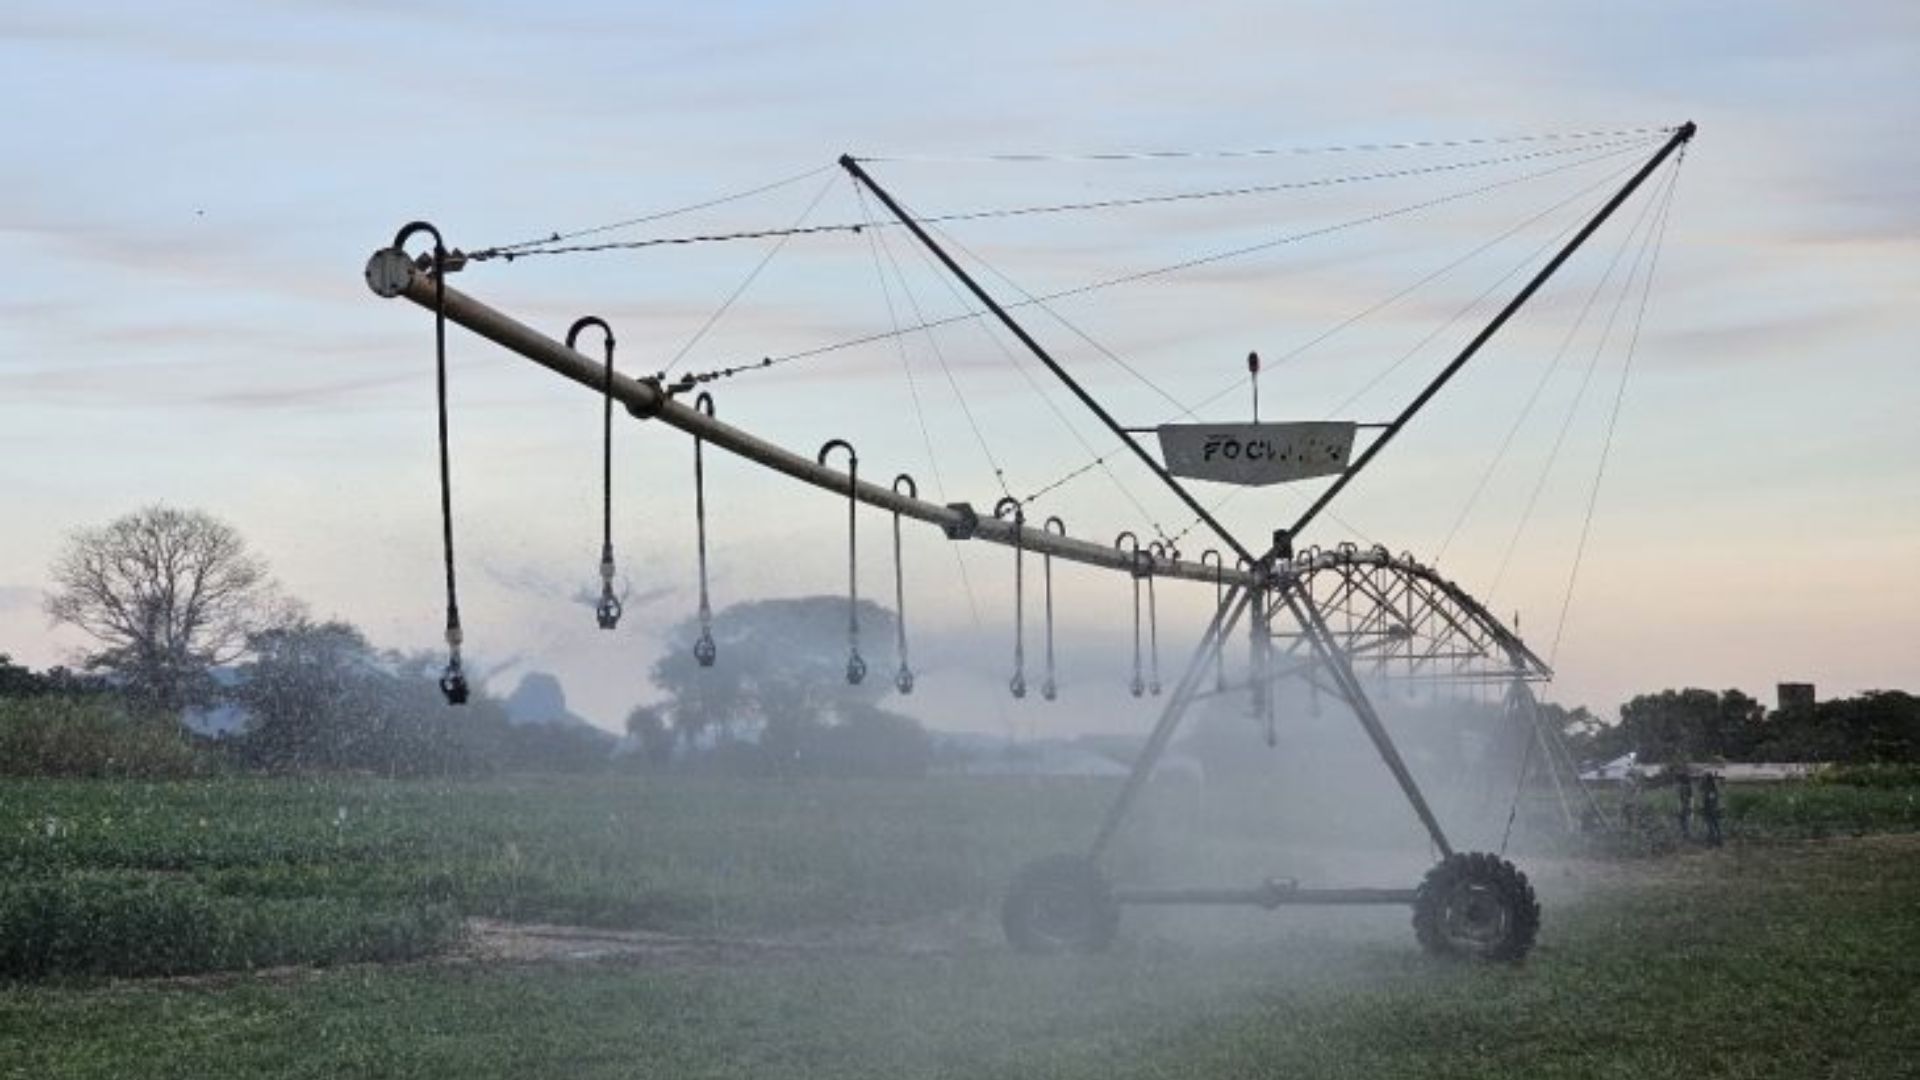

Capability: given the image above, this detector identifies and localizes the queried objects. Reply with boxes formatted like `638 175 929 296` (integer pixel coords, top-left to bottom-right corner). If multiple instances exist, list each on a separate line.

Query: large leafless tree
46 505 289 711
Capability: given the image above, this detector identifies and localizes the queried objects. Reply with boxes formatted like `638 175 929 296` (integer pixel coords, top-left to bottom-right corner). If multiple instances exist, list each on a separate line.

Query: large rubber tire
1412 852 1540 963
1001 854 1120 954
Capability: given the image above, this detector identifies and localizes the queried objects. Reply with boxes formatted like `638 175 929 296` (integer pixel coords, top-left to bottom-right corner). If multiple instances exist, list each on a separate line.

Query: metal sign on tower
1155 421 1355 486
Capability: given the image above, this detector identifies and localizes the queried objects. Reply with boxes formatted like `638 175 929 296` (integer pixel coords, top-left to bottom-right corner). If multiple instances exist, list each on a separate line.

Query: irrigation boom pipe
364 251 1256 588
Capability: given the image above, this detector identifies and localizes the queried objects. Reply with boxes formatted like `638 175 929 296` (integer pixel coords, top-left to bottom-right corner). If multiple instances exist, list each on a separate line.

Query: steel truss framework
1281 545 1550 688
364 121 1690 961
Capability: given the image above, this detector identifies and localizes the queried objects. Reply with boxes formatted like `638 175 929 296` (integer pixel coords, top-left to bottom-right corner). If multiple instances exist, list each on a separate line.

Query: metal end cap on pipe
365 247 417 298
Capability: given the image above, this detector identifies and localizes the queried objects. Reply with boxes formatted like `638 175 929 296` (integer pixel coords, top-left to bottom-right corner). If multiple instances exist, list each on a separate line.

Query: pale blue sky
2 1 1914 732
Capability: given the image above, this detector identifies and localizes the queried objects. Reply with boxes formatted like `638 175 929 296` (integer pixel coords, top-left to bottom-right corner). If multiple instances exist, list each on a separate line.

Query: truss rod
840 155 1255 566
1281 582 1454 858
1288 121 1696 542
364 253 1255 588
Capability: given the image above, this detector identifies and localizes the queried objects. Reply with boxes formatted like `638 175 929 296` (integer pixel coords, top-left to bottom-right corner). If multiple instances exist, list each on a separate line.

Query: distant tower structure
1776 682 1816 715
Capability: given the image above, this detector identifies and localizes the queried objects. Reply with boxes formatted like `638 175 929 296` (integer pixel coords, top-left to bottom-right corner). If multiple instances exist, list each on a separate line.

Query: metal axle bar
1114 884 1419 908
365 255 1256 589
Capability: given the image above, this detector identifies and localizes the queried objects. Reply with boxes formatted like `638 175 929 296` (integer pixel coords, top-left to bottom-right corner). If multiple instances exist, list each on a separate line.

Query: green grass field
1 776 1122 977
3 774 1917 1078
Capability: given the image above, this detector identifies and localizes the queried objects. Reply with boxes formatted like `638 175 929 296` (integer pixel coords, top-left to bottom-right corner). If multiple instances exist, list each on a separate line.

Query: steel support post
1087 585 1253 862
1279 582 1455 859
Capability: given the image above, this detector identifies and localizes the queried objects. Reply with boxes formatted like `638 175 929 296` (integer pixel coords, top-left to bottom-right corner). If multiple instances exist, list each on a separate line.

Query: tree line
5 505 1913 779
1557 687 1920 766
6 505 931 779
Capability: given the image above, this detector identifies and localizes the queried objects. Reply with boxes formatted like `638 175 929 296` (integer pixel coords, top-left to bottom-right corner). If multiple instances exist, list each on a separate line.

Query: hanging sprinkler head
692 393 719 667
1145 542 1166 696
996 496 1028 702
818 438 863 686
394 219 470 706
1202 550 1226 694
1117 531 1146 698
440 625 469 705
595 552 622 630
1041 515 1066 704
891 474 918 696
570 314 622 632
440 661 469 705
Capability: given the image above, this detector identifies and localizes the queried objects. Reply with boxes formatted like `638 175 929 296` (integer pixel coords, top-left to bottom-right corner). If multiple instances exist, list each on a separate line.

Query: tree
46 506 291 712
624 704 676 769
234 619 383 771
233 620 515 776
649 596 906 772
0 654 113 700
651 596 899 745
1827 691 1920 763
1613 688 1761 764
1754 690 1920 764
801 701 931 778
0 654 40 697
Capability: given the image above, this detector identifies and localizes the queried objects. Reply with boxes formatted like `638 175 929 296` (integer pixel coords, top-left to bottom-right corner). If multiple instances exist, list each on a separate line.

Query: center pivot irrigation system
366 121 1695 963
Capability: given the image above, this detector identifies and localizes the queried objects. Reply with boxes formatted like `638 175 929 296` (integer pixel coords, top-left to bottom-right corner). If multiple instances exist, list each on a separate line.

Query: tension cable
887 228 1172 544
1485 160 1671 601
1019 153 1649 517
1548 153 1684 664
470 163 838 261
861 179 1015 731
472 138 1653 265
1162 153 1650 429
857 188 1016 500
676 138 1659 389
661 171 841 376
851 125 1674 164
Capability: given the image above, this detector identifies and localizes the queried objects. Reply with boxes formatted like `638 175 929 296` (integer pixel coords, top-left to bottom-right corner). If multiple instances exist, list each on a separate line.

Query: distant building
1777 682 1816 714
1577 756 1823 784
